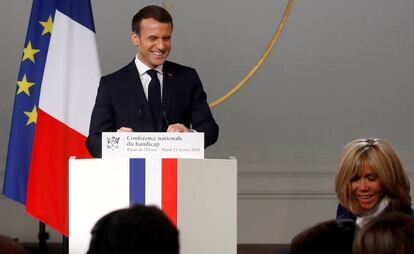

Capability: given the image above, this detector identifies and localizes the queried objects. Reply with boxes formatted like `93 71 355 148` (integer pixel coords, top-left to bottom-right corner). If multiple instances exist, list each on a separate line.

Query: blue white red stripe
129 158 178 225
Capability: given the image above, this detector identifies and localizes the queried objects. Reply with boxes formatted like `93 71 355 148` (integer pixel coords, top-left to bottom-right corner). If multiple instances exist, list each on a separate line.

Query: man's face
131 18 172 68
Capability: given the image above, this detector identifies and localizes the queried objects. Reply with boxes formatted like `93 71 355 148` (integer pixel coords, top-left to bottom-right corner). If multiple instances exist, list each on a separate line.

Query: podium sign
102 132 204 158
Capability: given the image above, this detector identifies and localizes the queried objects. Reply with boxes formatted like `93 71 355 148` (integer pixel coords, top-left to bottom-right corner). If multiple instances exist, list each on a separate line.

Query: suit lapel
162 62 174 113
125 60 148 108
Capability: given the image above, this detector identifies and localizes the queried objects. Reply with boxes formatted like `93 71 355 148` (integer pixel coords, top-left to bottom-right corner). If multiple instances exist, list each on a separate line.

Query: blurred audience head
353 212 414 254
87 204 179 254
335 138 411 216
0 234 26 254
289 219 356 254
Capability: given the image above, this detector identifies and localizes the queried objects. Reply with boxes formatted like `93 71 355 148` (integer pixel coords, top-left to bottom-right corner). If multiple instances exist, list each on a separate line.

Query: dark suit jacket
86 60 219 157
336 203 413 222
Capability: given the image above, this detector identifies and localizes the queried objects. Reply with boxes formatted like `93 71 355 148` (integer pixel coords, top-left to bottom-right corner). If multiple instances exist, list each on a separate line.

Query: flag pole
63 235 68 254
38 221 49 253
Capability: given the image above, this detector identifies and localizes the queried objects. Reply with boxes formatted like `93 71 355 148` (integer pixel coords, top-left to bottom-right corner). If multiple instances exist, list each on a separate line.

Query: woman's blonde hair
335 138 411 215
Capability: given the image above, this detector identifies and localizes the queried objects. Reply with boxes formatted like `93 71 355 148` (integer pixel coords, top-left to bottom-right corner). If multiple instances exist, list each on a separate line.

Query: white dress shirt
134 56 163 100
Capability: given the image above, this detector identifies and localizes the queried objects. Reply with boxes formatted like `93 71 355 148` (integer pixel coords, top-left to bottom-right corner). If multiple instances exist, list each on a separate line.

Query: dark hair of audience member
87 204 179 254
289 219 356 254
353 212 414 254
0 234 26 254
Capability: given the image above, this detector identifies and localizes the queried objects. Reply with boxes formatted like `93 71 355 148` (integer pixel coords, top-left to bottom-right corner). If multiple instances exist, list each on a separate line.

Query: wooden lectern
69 157 237 254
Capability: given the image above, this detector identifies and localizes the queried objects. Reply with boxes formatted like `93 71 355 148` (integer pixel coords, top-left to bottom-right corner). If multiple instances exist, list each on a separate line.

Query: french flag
3 0 100 236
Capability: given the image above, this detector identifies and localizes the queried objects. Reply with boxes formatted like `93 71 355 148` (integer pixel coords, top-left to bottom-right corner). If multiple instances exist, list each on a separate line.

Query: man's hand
117 127 134 132
167 123 190 133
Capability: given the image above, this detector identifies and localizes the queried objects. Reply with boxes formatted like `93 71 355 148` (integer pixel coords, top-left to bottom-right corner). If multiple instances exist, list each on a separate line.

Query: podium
69 157 237 254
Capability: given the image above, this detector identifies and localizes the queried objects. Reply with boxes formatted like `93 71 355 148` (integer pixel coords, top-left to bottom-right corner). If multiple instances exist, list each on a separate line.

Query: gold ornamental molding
209 0 295 108
163 0 295 108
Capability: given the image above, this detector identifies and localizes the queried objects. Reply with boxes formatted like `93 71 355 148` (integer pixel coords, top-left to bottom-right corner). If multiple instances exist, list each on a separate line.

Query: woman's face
351 162 384 211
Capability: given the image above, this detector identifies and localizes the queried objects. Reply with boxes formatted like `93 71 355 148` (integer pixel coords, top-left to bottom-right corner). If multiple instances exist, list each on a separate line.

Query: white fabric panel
178 158 237 254
145 158 162 207
39 10 100 135
69 158 130 254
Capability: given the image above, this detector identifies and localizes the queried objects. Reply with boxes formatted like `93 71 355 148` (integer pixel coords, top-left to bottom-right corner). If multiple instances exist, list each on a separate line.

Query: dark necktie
147 69 162 130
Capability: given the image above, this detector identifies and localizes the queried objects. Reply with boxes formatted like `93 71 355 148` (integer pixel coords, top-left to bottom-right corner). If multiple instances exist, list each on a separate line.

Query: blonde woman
335 138 412 226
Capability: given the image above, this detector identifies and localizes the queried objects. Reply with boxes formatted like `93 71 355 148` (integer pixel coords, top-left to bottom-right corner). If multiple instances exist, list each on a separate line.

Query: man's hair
290 219 356 254
335 138 411 215
87 204 179 254
132 5 173 35
353 212 414 254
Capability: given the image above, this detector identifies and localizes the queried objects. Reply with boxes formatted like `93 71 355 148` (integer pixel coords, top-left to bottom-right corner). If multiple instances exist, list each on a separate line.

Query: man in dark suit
86 5 218 157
